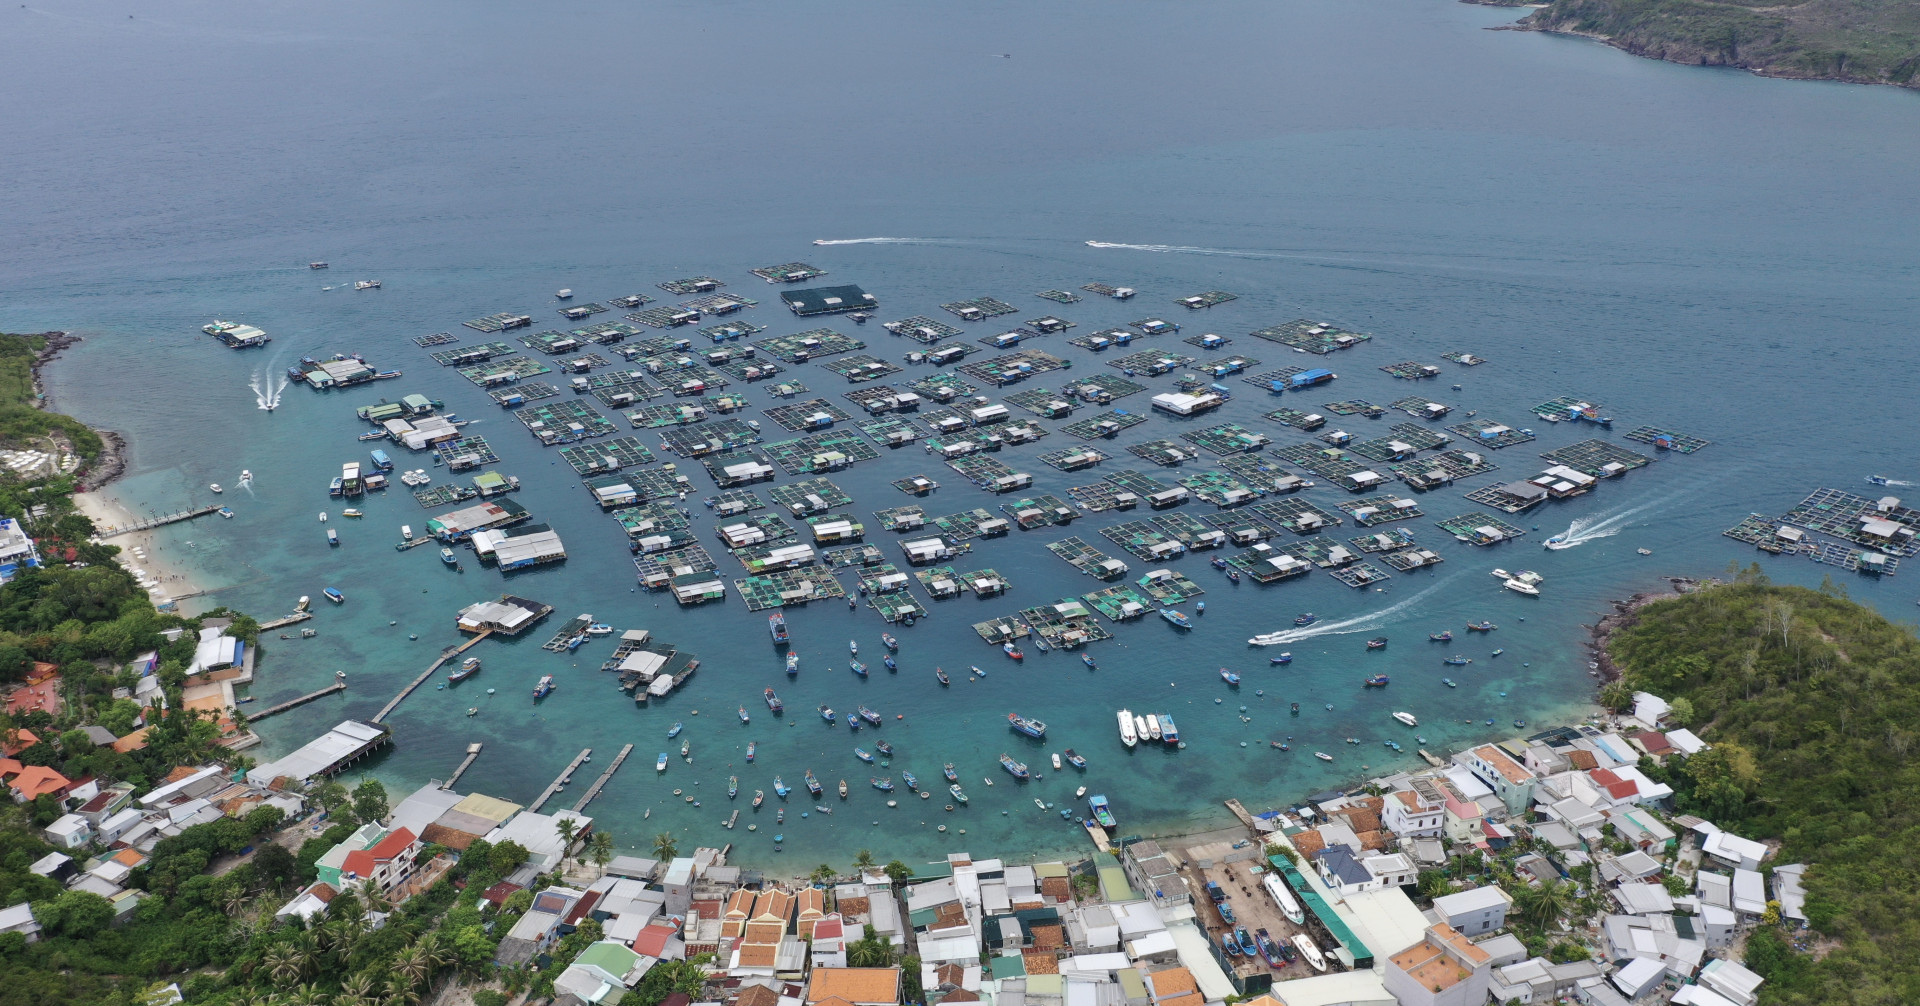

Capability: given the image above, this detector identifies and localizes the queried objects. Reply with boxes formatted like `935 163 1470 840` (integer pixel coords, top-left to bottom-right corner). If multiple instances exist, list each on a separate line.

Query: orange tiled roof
1041 875 1072 901
1030 924 1064 951
1474 745 1532 785
737 942 780 968
1567 749 1599 770
807 967 901 1005
8 765 69 801
940 992 979 1004
934 963 965 987
1289 830 1326 860
1356 830 1390 852
1022 951 1059 975
1146 967 1197 1000
738 985 782 1006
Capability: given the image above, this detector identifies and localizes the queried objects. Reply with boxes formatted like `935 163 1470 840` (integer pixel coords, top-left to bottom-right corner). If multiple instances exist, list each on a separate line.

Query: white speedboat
240 469 252 482
317 511 327 522
1247 630 1291 646
1491 568 1544 595
209 483 222 493
1392 711 1419 727
1117 709 1138 748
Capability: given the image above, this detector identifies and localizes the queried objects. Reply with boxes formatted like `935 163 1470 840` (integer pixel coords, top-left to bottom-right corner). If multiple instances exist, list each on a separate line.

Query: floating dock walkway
258 612 314 631
442 743 484 789
94 504 226 539
571 743 634 812
246 680 346 722
529 747 593 813
370 630 492 724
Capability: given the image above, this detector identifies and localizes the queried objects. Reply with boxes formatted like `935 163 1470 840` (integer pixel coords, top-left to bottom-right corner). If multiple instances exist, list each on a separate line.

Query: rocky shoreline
22 331 131 492
1584 576 1713 681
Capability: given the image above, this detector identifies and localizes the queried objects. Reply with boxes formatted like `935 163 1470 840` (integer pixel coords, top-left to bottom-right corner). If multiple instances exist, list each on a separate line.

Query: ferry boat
1294 612 1317 626
874 739 894 757
738 706 750 724
1443 655 1472 665
881 632 898 650
1088 794 1117 828
859 705 883 726
1220 669 1240 685
786 652 799 675
773 777 790 798
935 666 950 686
1264 873 1306 926
1314 751 1333 761
764 688 783 713
1269 652 1293 665
1291 934 1328 972
533 675 555 700
441 547 458 565
902 770 919 791
1429 630 1453 642
1064 749 1087 769
949 783 968 804
217 507 234 518
1160 714 1180 744
1082 653 1097 669
1364 674 1390 687
819 704 835 722
851 660 867 676
1117 709 1138 747
1366 636 1388 649
769 613 789 644
998 753 1030 779
728 776 738 799
854 747 874 764
745 741 756 761
326 528 339 546
1393 711 1419 727
1161 609 1193 629
323 588 345 604
657 753 669 772
668 722 684 738
1248 631 1290 646
448 657 480 683
1466 620 1497 632
943 763 960 783
870 777 893 792
805 770 822 796
1008 713 1047 739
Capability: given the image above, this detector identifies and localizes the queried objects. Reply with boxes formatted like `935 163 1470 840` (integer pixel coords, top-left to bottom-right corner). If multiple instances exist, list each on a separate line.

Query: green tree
884 859 914 884
1510 879 1573 930
312 779 350 818
488 840 530 877
847 923 896 968
351 777 389 825
653 832 679 861
590 829 615 874
555 816 580 874
902 954 924 1003
1597 680 1634 712
810 864 837 885
853 849 876 871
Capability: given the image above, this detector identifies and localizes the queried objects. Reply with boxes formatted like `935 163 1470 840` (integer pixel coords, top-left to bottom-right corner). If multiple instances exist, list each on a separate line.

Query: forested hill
1511 0 1920 89
1607 574 1920 1005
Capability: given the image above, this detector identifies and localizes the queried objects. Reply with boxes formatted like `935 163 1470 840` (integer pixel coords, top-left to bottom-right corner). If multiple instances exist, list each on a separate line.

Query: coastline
20 330 131 493
70 489 207 605
1584 575 1712 681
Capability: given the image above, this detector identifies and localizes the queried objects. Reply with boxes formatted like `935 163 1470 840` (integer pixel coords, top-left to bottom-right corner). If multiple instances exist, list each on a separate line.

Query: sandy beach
73 489 208 606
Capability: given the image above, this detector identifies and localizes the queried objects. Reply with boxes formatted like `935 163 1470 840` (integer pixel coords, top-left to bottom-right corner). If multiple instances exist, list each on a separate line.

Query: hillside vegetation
1514 0 1920 87
1607 572 1920 1005
0 333 103 460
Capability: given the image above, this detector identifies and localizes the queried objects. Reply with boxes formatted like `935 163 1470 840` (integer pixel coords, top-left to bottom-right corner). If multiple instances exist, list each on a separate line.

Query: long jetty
247 680 346 722
571 743 634 813
529 748 593 813
370 630 492 724
442 743 483 790
259 612 314 631
95 504 226 538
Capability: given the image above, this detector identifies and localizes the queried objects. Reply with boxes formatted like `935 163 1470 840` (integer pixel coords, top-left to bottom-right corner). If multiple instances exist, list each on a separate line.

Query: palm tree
1513 878 1574 929
335 972 379 1006
391 944 433 994
670 958 712 1000
589 830 615 875
284 983 328 1006
264 944 308 984
653 832 679 860
1598 680 1633 713
853 849 876 871
555 817 580 875
810 864 837 886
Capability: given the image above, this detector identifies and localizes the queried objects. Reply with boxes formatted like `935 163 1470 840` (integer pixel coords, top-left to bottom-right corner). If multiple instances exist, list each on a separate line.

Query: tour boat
533 675 555 700
1220 669 1240 685
998 754 1030 779
448 657 480 683
323 588 345 604
769 613 789 644
764 688 783 713
1117 710 1138 747
1145 715 1162 741
1161 609 1193 629
1008 712 1047 739
1366 637 1388 649
1292 934 1328 972
1363 674 1390 687
1160 714 1180 744
1269 652 1293 665
355 279 381 290
1064 749 1087 769
1392 711 1419 727
1294 612 1316 626
1264 874 1306 926
1637 547 1653 555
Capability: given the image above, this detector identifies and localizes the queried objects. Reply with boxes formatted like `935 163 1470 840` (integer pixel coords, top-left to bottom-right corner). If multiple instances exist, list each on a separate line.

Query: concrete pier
571 743 635 813
371 630 492 724
529 747 593 812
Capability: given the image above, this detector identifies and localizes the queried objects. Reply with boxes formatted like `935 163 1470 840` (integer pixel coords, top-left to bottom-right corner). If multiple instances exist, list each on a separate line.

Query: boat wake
248 363 288 411
1250 577 1459 645
812 237 950 246
1873 478 1914 487
1546 493 1673 549
1085 240 1306 260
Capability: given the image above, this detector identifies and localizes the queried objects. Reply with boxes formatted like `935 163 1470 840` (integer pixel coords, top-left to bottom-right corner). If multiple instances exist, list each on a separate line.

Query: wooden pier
442 743 484 790
95 504 227 539
529 747 593 813
724 809 740 830
370 630 492 724
259 612 314 631
571 743 635 812
246 680 346 722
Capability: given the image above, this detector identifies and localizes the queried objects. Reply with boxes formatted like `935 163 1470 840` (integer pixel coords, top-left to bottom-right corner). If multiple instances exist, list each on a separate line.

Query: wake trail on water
1549 491 1682 548
812 237 958 246
248 354 288 411
1250 576 1461 645
1085 240 1313 261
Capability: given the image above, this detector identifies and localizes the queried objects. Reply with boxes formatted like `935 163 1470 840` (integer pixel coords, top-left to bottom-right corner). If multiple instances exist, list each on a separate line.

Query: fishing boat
1314 751 1332 761
773 777 790 798
752 789 765 808
326 528 339 546
1429 630 1453 642
999 754 1029 779
805 770 822 796
850 660 867 676
1212 557 1228 569
1161 609 1193 629
943 763 959 783
1269 652 1293 665
1088 794 1117 828
448 657 481 683
668 722 684 738
883 655 897 671
1392 711 1419 727
935 666 951 686
1443 678 1457 688
854 747 874 763
728 776 738 798
1082 653 1097 669
1294 612 1317 626
786 652 799 675
1236 928 1258 956
1248 631 1290 646
1117 709 1138 747
323 588 344 604
875 739 895 757
1490 648 1504 657
738 706 750 724
949 783 968 804
1002 640 1021 657
871 777 894 792
1443 655 1472 665
882 632 898 650
1363 674 1390 687
1033 637 1049 652
1064 749 1087 768
440 547 458 565
846 713 862 730
859 705 883 725
902 771 919 791
1220 669 1241 685
1292 934 1328 972
1256 929 1284 967
849 639 859 655
1226 570 1241 583
838 779 849 799
1145 714 1162 741
769 612 789 644
818 704 836 722
530 676 557 701
1160 714 1180 744
1221 934 1241 958
1366 636 1388 649
1466 620 1497 632
1008 712 1047 739
1218 901 1236 925
970 665 986 678
657 753 669 772
1264 873 1306 925
680 739 690 758
764 688 783 712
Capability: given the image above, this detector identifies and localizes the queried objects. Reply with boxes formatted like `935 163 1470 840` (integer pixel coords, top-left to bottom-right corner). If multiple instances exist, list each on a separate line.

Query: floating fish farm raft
883 315 964 344
1183 333 1232 350
572 321 646 344
1388 395 1452 419
432 341 513 366
852 561 907 594
490 382 560 405
1247 319 1370 354
555 302 609 320
733 568 847 612
414 484 480 508
960 349 1068 386
1068 328 1130 352
770 477 854 514
869 593 927 624
940 296 1019 320
1128 318 1180 336
1082 584 1154 620
1111 348 1194 375
458 357 551 386
1269 443 1369 481
1379 360 1442 380
1081 282 1135 299
1538 439 1653 477
1036 289 1081 304
1003 388 1077 417
1046 537 1128 578
873 504 927 531
957 568 1008 597
517 400 616 445
972 614 1031 643
1176 469 1262 507
1379 546 1445 571
758 379 810 398
1223 545 1313 583
464 312 533 333
1531 395 1610 423
1100 520 1187 561
435 436 499 469
1128 439 1197 466
1720 490 1918 573
904 371 977 401
1339 493 1424 526
999 494 1077 528
751 262 827 283
764 398 854 432
1134 568 1205 602
1435 511 1528 544
1447 418 1534 449
1389 448 1498 489
713 357 782 382
762 430 878 475
1203 511 1277 543
1264 408 1327 431
699 320 764 344
581 369 665 399
845 385 913 413
626 402 708 430
820 354 903 383
612 467 693 504
1249 496 1345 533
888 474 938 496
1241 365 1314 391
1061 410 1147 440
1350 423 1451 461
1182 422 1271 456
660 418 760 456
633 544 717 590
1323 399 1386 418
659 276 725 295
683 291 754 314
826 543 885 568
1195 354 1259 379
607 295 653 310
613 502 692 539
858 417 928 447
1017 600 1111 647
1348 525 1419 552
705 489 764 515
1025 315 1075 334
1067 374 1145 402
1624 426 1711 453
699 448 773 486
908 565 960 596
522 330 594 354
946 455 1023 490
1328 560 1391 588
753 328 864 363
702 392 750 414
1176 290 1237 309
414 332 459 347
1038 445 1108 471
626 304 702 328
1440 351 1485 365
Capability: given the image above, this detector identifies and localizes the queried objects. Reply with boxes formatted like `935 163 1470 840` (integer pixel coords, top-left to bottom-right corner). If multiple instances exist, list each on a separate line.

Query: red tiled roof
1289 830 1326 860
8 765 69 801
482 881 523 905
633 923 680 957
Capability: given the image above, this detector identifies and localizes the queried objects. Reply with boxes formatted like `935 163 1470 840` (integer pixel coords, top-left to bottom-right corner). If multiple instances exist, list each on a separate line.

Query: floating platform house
203 320 270 348
472 525 567 571
455 594 554 635
780 285 877 317
426 497 530 542
245 720 391 787
292 355 379 389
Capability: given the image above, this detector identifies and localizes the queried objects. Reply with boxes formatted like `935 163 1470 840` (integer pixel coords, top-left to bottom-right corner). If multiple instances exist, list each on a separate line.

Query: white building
1431 886 1512 936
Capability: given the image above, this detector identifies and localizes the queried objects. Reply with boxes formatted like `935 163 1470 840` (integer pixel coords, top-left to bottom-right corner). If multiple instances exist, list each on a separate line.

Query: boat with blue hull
1008 713 1047 739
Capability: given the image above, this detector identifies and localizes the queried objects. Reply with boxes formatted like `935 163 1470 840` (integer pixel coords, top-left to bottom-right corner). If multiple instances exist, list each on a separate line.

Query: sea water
8 0 1920 867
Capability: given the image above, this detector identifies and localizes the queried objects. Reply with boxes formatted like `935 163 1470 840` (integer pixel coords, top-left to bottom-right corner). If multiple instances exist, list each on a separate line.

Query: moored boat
854 747 874 763
1392 711 1419 727
738 705 750 723
657 753 669 772
850 659 867 676
1220 668 1240 685
870 777 893 792
875 739 895 757
881 632 898 650
668 722 684 738
1008 712 1047 739
1363 674 1390 687
448 657 481 683
1064 749 1087 768
1117 709 1138 747
949 783 968 804
902 770 919 791
805 770 822 796
745 741 757 761
773 776 790 798
1429 630 1453 642
1443 655 1472 665
839 779 849 799
1314 751 1332 761
943 763 959 783
1082 653 1097 669
1161 608 1193 629
786 652 799 675
998 753 1029 779
323 587 345 604
818 704 836 722
1160 714 1180 744
753 789 765 807
765 688 783 712
769 613 789 644
859 705 883 725
846 713 862 730
1269 651 1292 665
441 547 458 565
1467 620 1497 632
534 674 556 699
1088 794 1117 828
935 666 950 686
1145 714 1162 741
728 775 738 798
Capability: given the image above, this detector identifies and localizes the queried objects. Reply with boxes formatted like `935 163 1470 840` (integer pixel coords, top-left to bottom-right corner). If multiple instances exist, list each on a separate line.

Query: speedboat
657 753 669 772
1161 609 1193 629
210 483 223 494
1269 652 1292 665
1248 631 1290 646
1294 612 1316 626
1366 637 1388 649
341 508 363 518
1393 711 1419 727
586 623 614 636
1220 669 1241 686
1490 648 1504 657
317 511 328 522
217 507 234 518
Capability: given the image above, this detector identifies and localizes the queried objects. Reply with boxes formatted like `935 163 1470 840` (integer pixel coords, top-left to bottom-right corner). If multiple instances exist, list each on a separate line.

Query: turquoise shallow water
7 0 1919 869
